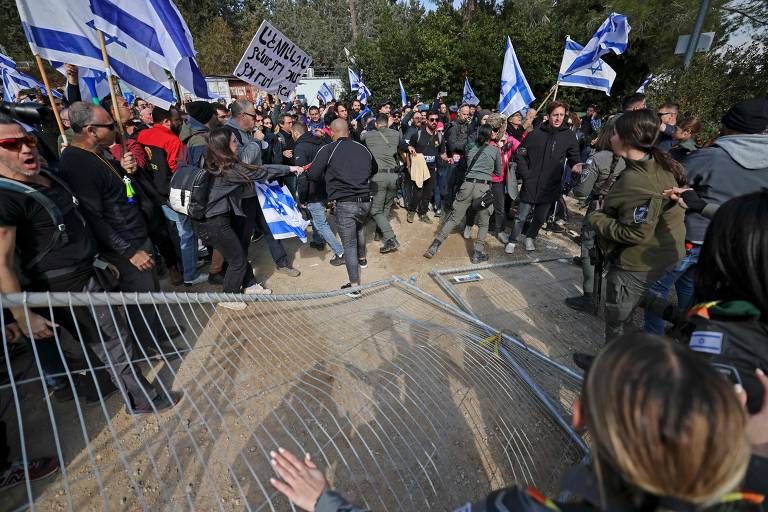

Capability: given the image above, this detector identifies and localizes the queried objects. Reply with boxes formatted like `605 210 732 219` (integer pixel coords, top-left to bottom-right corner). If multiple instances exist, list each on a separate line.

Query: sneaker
504 242 516 254
565 294 594 312
309 241 325 250
463 225 472 239
419 214 433 224
219 302 247 310
379 238 399 254
207 272 225 285
128 390 184 415
498 231 509 244
434 209 442 218
524 237 536 252
358 258 368 269
406 211 415 223
0 456 59 491
244 283 272 295
184 272 209 286
423 240 441 259
341 283 362 298
470 251 489 264
329 254 345 266
276 266 301 277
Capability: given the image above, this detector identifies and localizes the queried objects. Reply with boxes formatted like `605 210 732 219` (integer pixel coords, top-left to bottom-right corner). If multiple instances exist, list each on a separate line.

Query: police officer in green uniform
361 114 403 254
586 110 686 342
565 118 625 312
424 121 505 263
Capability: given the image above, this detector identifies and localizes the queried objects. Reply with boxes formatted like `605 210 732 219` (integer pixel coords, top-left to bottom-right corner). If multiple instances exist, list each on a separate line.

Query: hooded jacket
294 132 328 203
683 134 768 243
516 122 580 204
203 162 292 219
179 117 210 167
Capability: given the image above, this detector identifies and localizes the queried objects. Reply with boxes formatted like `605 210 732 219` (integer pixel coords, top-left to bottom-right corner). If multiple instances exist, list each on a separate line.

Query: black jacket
446 118 471 154
305 137 378 201
204 163 292 218
294 132 328 203
517 122 580 204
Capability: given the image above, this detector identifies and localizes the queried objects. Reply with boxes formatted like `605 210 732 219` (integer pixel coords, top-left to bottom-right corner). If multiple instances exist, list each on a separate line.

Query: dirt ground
1 201 600 511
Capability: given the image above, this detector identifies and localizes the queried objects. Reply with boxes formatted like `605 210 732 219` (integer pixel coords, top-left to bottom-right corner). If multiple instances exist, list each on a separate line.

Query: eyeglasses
87 123 116 131
657 112 674 117
243 112 257 119
0 135 37 151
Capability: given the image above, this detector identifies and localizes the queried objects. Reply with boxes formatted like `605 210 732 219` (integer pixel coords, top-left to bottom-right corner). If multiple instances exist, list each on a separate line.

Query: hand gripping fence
1 278 587 511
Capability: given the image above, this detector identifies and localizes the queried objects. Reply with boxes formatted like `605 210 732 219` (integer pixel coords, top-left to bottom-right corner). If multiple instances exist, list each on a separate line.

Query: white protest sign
233 21 313 102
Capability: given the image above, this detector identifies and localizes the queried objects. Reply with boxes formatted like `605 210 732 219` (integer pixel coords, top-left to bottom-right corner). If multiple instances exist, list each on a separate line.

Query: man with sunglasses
656 102 679 152
400 110 449 223
0 112 180 415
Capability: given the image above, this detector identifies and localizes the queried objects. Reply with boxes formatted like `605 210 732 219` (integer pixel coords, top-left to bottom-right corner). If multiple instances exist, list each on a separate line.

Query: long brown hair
583 334 751 508
614 109 686 185
204 127 262 182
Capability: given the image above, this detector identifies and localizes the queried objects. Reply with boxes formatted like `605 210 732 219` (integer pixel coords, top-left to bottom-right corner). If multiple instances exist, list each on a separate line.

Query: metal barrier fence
1 279 586 511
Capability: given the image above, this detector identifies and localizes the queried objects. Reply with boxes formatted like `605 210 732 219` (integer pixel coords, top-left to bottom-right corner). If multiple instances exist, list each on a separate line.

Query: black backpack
167 163 212 221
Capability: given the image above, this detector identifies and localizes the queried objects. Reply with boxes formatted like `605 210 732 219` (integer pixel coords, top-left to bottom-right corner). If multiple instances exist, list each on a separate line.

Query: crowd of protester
0 64 767 510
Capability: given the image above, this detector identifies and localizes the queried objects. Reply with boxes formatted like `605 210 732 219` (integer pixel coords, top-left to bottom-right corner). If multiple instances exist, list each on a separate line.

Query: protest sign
233 21 313 102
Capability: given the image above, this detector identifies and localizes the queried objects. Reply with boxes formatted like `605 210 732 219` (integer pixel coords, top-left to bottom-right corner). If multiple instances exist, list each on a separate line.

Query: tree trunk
348 0 359 41
463 0 476 26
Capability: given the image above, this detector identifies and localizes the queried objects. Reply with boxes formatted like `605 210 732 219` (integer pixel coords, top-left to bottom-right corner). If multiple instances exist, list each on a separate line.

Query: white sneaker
498 231 509 244
555 218 566 226
244 283 272 295
463 226 472 239
219 302 247 310
504 242 516 254
525 237 536 252
184 272 209 286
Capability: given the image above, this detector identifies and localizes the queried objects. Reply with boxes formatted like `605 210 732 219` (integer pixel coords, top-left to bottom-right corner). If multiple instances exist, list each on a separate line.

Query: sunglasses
428 118 438 122
0 135 37 150
657 112 674 117
87 123 116 131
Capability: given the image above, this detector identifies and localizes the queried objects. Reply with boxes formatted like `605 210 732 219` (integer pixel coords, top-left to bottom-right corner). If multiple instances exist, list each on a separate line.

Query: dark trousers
490 182 506 233
250 197 289 269
335 201 371 284
195 214 254 293
510 201 550 240
407 167 436 215
101 239 161 349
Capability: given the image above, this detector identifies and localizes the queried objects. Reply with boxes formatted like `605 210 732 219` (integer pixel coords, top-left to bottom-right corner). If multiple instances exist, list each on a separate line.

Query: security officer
361 114 403 254
586 109 686 342
423 122 504 264
565 119 625 312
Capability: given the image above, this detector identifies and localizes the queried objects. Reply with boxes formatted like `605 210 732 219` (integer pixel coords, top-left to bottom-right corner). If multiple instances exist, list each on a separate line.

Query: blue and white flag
557 37 616 95
399 79 407 107
317 82 334 104
348 67 371 105
354 106 372 122
0 52 61 101
498 36 535 117
15 0 177 109
636 74 653 93
463 77 480 105
256 181 309 243
562 12 630 76
88 0 216 100
53 64 110 104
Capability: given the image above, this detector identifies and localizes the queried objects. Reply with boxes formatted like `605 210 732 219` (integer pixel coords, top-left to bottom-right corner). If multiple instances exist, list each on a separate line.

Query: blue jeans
162 205 200 282
643 245 699 335
307 202 344 256
335 201 371 284
433 163 450 212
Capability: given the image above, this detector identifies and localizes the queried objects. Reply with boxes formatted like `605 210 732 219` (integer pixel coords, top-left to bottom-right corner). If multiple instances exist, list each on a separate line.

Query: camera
0 101 52 125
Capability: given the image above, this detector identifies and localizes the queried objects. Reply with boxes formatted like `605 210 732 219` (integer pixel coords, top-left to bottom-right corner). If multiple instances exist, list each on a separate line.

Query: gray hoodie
684 134 768 243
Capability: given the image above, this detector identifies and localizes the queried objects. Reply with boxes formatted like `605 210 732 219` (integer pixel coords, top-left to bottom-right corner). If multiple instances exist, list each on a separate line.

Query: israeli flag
88 0 216 100
317 82 334 104
636 74 653 93
557 37 616 95
0 52 61 101
15 0 177 109
256 181 309 243
498 36 535 117
348 67 371 105
463 77 480 105
562 12 630 76
354 106 372 122
53 64 111 104
399 79 407 107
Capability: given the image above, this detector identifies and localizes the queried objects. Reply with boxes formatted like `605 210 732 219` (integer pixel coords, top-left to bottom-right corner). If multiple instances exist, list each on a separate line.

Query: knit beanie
186 101 215 124
721 98 768 134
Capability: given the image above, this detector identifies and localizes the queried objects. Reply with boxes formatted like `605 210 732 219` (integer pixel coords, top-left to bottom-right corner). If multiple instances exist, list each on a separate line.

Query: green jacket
587 156 685 273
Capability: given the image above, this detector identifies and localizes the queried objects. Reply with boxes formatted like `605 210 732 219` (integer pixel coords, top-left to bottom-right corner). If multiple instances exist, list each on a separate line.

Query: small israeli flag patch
633 204 649 224
689 331 724 354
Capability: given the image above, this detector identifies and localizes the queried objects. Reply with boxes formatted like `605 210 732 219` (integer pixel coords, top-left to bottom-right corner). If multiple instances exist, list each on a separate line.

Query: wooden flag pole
535 84 557 112
96 30 127 155
33 55 67 145
552 83 559 101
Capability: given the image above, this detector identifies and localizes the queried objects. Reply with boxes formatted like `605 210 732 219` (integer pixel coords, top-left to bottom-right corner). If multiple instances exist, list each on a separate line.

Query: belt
465 178 491 185
378 168 400 174
37 263 93 281
337 196 371 203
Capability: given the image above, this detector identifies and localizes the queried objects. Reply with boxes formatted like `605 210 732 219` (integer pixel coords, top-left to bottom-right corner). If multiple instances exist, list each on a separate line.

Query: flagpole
33 55 67 145
552 83 559 101
96 30 127 156
535 84 557 111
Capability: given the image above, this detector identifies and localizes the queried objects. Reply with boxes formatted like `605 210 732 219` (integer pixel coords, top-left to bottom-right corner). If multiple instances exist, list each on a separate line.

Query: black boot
565 293 593 312
470 251 489 264
380 237 400 254
423 239 441 259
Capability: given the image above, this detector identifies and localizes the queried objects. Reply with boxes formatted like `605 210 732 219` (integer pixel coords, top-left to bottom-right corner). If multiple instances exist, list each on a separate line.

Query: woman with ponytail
586 109 686 342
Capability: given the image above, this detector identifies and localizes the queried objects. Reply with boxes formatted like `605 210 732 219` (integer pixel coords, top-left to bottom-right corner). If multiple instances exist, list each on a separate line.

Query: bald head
291 122 306 141
330 118 349 140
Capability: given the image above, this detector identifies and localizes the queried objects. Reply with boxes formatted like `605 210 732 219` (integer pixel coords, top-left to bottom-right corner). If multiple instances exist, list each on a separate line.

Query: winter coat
294 132 328 203
516 122 580 204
